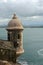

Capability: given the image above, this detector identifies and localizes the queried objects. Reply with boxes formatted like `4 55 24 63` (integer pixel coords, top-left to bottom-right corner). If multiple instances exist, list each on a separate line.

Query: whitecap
19 61 28 65
37 49 43 56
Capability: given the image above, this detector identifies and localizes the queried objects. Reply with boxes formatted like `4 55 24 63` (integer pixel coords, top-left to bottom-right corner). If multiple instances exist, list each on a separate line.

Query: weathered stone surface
0 60 11 65
0 40 14 49
0 60 21 65
0 40 16 63
0 39 24 63
6 14 24 30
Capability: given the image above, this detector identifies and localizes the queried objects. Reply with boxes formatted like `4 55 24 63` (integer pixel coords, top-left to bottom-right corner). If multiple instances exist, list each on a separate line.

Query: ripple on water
18 60 28 65
37 49 43 56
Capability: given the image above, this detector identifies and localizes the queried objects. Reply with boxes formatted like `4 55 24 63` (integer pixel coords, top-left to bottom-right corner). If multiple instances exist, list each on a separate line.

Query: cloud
4 0 7 3
0 0 43 26
14 0 43 17
0 0 17 3
0 0 43 18
0 0 7 3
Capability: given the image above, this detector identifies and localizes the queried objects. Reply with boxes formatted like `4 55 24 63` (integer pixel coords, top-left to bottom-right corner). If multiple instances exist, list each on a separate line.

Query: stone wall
0 48 16 63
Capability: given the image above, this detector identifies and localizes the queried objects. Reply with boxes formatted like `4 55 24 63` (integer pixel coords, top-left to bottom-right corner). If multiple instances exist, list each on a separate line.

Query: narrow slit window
8 33 10 41
18 34 20 39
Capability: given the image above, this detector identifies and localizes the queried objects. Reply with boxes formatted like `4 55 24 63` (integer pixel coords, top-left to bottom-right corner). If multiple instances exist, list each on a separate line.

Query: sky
0 0 43 26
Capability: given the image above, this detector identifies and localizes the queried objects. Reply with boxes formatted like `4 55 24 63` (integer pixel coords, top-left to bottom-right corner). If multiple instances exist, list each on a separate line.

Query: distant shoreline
0 26 7 28
0 26 43 28
23 26 43 28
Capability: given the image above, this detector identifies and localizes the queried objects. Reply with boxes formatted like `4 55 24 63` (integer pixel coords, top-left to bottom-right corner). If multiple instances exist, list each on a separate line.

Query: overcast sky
0 0 43 26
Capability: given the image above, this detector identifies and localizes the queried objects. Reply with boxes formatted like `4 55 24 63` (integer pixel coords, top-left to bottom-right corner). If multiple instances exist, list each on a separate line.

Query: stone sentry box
0 14 24 64
6 14 24 57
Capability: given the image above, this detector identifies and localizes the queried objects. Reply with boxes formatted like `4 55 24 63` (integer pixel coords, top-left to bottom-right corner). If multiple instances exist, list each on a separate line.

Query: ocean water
0 28 43 65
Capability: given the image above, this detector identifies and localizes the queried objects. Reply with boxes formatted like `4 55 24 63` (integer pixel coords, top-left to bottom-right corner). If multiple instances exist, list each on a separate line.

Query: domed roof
6 14 24 30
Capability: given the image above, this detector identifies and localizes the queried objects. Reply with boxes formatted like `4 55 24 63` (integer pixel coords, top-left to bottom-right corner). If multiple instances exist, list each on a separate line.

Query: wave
37 49 43 56
17 59 28 65
19 61 28 65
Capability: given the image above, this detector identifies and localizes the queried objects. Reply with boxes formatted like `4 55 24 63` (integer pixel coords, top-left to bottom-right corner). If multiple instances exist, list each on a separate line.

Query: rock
0 60 11 65
0 60 21 65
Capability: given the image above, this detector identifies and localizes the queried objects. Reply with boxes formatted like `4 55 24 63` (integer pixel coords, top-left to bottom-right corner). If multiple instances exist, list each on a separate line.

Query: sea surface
0 28 43 65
